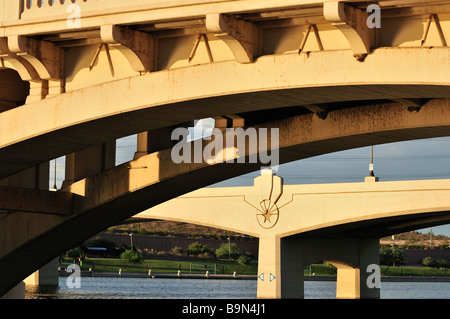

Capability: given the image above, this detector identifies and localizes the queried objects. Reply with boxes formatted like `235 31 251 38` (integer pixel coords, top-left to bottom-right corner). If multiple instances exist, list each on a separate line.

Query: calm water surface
25 277 450 299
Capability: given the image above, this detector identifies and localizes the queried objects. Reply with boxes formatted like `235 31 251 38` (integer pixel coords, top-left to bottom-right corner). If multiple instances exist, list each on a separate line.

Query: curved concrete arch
0 38 40 82
2 98 450 295
65 98 450 223
135 176 450 238
0 47 449 179
0 47 450 295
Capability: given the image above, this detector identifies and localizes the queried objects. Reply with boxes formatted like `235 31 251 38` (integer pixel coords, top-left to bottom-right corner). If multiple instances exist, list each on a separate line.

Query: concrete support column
24 258 59 287
322 238 380 299
275 237 380 299
256 235 281 299
63 141 116 188
331 262 361 299
134 131 150 160
356 238 381 299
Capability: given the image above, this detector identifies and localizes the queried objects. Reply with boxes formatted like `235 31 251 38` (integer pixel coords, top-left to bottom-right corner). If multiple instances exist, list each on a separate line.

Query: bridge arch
0 47 449 179
0 45 449 296
2 98 450 296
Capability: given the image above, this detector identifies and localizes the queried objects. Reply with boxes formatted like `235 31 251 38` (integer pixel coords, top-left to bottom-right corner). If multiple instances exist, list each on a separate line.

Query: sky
49 119 450 236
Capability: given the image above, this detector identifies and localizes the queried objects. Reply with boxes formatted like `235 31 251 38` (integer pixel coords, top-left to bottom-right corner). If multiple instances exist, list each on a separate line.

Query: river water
25 277 450 299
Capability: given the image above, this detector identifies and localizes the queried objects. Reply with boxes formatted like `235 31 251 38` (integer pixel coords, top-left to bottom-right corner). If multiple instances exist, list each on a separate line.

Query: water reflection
25 277 450 299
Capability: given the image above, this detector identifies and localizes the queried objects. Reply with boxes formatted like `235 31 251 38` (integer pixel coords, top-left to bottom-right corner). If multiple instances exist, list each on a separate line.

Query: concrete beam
1 48 448 180
225 115 245 128
392 98 427 112
206 13 259 63
303 104 330 120
7 35 62 80
0 186 72 215
0 38 40 82
1 48 449 180
101 25 155 73
324 1 375 61
136 175 450 238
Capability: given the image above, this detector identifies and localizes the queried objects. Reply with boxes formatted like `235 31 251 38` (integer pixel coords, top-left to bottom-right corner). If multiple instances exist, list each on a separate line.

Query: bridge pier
24 258 59 288
258 237 380 299
256 235 281 298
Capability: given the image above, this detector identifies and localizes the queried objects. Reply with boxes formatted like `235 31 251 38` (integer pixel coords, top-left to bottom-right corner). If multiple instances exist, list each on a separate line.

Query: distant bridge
133 171 450 298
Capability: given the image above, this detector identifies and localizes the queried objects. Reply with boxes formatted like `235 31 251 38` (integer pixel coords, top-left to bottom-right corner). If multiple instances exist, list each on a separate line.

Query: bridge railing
0 1 22 24
19 0 112 20
16 0 170 21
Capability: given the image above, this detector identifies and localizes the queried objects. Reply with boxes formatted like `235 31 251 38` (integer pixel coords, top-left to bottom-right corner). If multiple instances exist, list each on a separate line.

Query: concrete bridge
0 0 449 298
133 171 450 299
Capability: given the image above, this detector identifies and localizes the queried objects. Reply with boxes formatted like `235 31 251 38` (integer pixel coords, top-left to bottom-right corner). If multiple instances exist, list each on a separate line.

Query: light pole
227 237 231 262
129 233 133 251
430 228 433 248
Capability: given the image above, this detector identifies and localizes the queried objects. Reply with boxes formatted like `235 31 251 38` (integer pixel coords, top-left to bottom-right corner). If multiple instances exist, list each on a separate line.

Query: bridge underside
2 98 450 297
0 0 449 298
132 173 450 298
0 47 449 179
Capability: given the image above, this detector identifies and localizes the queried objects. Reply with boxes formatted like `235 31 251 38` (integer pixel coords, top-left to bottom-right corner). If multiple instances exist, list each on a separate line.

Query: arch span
0 47 449 179
2 98 450 295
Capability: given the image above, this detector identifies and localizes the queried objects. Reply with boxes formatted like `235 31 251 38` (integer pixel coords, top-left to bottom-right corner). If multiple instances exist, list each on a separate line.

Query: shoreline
59 271 450 282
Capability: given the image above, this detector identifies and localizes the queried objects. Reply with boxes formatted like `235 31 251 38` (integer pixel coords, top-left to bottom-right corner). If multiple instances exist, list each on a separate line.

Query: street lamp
129 233 133 251
369 145 374 176
50 158 57 191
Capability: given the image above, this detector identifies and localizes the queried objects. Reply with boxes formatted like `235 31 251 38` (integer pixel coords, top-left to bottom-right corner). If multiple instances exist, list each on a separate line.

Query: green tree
437 259 450 276
66 246 84 258
187 242 203 256
170 246 184 256
380 247 406 274
237 255 254 273
120 249 143 264
215 243 242 260
423 256 439 268
187 242 215 258
424 257 450 276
